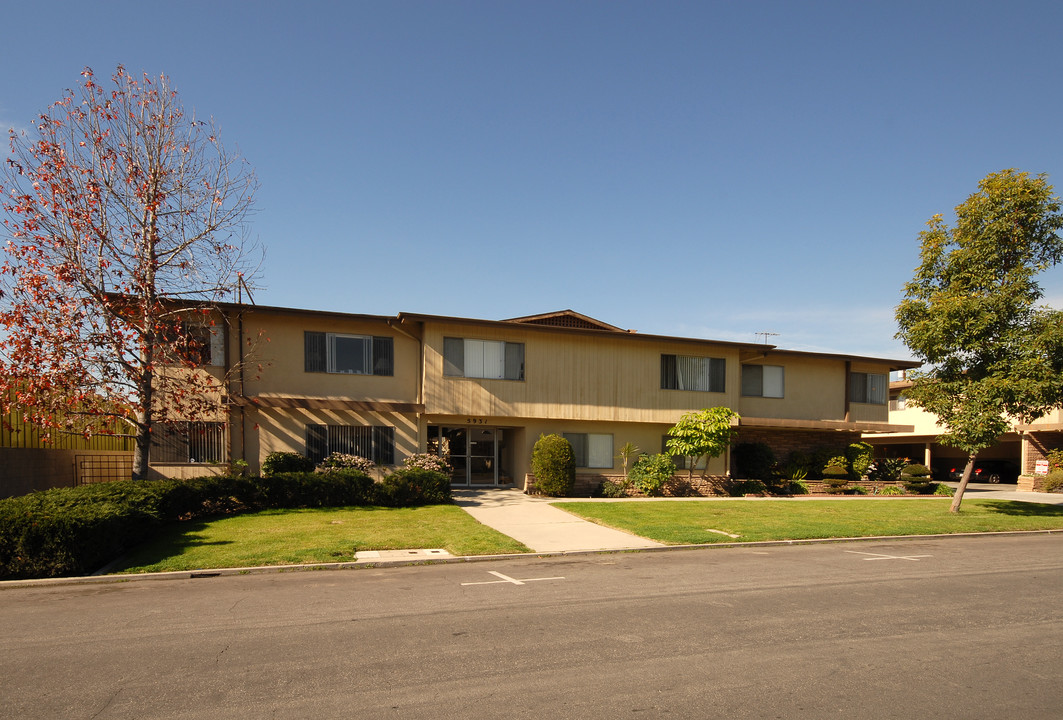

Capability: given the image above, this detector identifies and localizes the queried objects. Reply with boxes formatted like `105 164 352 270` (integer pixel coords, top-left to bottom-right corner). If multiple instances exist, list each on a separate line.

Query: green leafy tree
896 169 1063 512
665 407 739 479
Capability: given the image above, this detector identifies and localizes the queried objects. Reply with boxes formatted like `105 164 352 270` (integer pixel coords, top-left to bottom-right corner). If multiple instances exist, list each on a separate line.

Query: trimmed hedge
0 469 450 580
531 434 576 497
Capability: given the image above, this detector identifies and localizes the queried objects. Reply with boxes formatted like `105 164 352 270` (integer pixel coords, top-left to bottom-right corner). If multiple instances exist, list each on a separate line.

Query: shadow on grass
976 500 1063 517
114 520 235 571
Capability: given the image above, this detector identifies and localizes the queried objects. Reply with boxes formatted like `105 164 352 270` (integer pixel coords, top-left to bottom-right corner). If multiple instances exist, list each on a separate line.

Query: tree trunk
132 410 151 481
949 451 978 513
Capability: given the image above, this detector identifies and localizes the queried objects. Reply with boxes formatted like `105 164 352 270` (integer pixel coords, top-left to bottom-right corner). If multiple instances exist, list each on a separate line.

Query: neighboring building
0 391 135 498
864 373 1063 490
149 304 917 490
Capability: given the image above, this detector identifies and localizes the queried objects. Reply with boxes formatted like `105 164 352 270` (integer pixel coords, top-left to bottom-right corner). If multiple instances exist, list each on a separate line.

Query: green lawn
553 498 1063 545
112 505 530 574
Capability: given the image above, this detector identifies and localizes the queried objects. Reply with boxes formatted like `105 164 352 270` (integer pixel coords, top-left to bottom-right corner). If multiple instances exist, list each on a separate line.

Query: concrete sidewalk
452 488 665 553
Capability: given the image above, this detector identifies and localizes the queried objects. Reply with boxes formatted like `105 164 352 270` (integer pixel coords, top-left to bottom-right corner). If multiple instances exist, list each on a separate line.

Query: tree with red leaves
0 66 259 479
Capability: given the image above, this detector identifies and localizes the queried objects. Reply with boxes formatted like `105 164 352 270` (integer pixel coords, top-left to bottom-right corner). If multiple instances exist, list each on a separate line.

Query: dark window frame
850 372 887 405
304 332 394 376
741 364 785 398
150 421 226 464
443 337 525 381
305 424 396 465
660 354 726 393
563 432 614 469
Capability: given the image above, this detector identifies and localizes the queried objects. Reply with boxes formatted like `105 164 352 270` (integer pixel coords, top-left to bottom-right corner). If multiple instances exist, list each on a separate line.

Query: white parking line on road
845 550 932 561
461 570 566 586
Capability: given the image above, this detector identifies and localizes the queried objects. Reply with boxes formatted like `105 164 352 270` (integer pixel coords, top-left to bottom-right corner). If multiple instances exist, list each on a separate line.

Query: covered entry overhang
739 417 915 434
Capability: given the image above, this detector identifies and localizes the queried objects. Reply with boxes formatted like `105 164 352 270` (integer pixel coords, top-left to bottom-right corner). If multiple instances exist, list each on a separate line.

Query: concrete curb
3 527 1060 590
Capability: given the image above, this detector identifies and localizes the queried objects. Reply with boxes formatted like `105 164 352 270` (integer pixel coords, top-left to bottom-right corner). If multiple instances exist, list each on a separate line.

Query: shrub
822 464 849 494
1046 449 1063 472
254 470 375 508
262 451 314 476
316 452 376 474
598 478 631 498
732 442 776 480
879 484 904 496
850 484 869 495
933 482 955 496
629 453 676 497
824 456 849 474
789 478 811 495
901 463 931 478
402 453 451 474
726 478 769 497
869 458 907 483
0 467 448 580
783 450 813 479
375 468 451 507
846 442 875 479
810 447 846 480
531 434 576 497
1042 470 1063 493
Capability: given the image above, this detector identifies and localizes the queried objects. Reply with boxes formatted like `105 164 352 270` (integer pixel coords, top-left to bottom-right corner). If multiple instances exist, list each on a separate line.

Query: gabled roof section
502 310 630 333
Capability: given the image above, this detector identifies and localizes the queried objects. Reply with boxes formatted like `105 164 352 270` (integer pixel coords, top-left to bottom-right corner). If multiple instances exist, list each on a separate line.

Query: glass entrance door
427 426 506 486
469 427 498 485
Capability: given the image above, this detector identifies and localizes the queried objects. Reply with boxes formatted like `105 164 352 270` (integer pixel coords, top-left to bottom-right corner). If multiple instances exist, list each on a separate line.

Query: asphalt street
2 533 1061 719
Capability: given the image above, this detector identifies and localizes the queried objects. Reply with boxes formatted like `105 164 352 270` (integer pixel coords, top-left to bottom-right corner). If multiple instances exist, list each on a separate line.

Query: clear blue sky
3 0 1062 360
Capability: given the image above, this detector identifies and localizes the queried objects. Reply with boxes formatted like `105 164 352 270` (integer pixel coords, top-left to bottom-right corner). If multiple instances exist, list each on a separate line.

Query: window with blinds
304 332 393 375
661 354 726 393
305 424 396 465
563 432 614 469
850 372 887 405
443 337 524 380
151 421 226 463
742 364 784 398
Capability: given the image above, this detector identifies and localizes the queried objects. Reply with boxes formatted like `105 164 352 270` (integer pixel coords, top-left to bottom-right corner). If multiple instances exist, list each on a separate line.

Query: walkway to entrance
452 488 666 553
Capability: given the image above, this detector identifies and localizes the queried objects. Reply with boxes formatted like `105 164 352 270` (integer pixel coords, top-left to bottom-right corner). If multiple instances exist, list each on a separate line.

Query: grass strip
113 505 530 574
552 498 1063 545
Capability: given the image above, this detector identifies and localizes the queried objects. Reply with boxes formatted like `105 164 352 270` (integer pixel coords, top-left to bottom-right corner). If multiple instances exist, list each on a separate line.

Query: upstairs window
443 337 524 380
742 365 784 398
305 332 393 375
563 433 614 469
850 372 887 405
661 354 725 393
160 323 224 366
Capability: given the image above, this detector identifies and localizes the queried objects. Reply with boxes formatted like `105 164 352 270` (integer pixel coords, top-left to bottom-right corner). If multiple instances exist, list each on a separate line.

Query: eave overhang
739 416 916 433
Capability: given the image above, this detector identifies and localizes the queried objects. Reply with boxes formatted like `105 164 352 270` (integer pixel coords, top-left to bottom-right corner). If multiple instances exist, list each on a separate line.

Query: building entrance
427 426 511 486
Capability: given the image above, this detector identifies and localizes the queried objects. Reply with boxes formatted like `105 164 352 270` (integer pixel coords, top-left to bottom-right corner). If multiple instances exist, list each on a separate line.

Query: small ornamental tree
896 169 1063 511
531 433 575 497
665 407 739 479
0 66 259 479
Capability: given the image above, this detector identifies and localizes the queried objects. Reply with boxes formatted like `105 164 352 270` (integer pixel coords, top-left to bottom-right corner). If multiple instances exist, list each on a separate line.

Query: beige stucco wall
420 321 748 423
236 310 420 404
739 355 853 421
204 308 903 480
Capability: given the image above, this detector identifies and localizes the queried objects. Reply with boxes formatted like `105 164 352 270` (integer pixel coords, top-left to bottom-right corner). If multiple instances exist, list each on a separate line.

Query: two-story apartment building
865 374 1063 490
151 305 918 488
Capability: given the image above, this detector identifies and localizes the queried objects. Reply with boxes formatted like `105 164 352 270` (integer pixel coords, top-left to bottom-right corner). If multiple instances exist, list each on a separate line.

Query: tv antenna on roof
755 332 779 345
